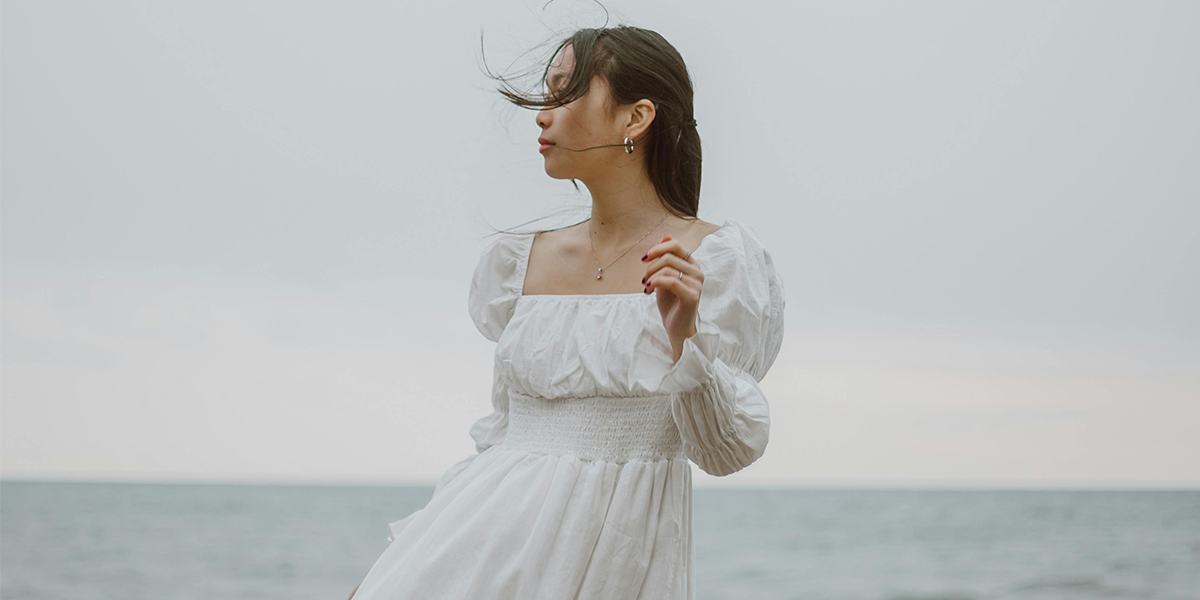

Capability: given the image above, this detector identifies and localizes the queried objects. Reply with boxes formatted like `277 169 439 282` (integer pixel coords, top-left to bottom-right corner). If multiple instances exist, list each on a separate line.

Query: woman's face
536 45 625 181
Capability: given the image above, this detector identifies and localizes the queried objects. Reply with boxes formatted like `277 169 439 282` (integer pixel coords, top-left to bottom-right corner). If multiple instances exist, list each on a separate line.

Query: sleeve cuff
468 409 508 453
655 313 722 394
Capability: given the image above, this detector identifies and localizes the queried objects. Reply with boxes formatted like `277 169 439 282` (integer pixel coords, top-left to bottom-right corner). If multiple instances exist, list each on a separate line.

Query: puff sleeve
464 231 526 450
655 223 786 476
462 232 527 450
467 232 528 343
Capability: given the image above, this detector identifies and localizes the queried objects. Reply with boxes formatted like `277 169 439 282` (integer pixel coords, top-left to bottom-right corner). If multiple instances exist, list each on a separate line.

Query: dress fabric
352 218 786 600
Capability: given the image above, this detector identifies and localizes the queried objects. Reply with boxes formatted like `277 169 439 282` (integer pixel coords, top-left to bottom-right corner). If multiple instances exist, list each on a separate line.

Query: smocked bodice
502 390 685 462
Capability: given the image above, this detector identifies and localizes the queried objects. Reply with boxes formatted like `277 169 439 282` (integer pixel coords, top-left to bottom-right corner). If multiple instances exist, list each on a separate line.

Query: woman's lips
539 143 555 153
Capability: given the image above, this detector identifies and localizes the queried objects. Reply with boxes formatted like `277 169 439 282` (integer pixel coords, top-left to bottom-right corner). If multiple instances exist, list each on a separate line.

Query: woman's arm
642 228 785 476
666 343 771 475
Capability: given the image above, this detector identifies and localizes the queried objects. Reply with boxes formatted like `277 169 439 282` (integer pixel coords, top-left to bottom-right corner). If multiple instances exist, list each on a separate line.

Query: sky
2 0 1197 489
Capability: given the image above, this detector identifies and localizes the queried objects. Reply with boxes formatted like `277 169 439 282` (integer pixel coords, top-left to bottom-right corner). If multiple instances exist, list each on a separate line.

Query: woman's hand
641 234 704 363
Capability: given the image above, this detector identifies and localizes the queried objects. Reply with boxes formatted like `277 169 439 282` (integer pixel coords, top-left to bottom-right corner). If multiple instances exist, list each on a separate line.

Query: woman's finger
640 235 690 264
641 251 700 285
645 267 700 300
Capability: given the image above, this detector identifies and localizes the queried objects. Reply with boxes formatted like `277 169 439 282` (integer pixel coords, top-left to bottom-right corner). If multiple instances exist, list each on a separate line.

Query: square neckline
516 219 733 301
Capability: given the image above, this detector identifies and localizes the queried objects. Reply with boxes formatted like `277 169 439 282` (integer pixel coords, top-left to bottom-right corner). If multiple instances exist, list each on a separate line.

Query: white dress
352 218 786 600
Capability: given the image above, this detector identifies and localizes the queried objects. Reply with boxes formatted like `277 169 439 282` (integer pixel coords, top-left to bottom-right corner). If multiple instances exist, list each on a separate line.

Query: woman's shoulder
691 218 786 380
467 230 534 342
696 219 779 282
697 219 785 331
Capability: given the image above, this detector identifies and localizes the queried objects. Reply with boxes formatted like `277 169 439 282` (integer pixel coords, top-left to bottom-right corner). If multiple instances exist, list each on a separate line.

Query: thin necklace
587 215 669 280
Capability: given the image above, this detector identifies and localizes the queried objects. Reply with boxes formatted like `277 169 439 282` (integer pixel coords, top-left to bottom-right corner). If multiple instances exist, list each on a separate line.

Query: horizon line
3 476 1198 492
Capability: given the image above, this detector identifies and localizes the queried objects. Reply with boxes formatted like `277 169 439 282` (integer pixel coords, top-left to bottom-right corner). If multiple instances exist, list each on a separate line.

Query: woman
349 25 785 599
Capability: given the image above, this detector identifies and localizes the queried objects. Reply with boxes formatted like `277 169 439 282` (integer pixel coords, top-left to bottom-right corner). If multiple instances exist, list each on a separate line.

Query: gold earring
624 136 634 154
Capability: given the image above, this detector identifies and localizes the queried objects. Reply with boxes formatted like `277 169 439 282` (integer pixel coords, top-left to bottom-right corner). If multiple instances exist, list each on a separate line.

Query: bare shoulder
694 219 722 236
529 220 586 255
523 221 591 295
671 217 722 251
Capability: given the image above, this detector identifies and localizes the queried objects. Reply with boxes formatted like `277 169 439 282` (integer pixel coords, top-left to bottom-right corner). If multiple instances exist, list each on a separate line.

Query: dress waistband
501 390 685 463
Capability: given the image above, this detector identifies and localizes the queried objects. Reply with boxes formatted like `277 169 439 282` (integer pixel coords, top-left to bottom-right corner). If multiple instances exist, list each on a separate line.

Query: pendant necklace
587 215 668 280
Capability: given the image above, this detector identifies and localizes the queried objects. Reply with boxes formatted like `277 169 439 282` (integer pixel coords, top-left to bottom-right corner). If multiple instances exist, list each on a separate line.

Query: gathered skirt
351 391 695 600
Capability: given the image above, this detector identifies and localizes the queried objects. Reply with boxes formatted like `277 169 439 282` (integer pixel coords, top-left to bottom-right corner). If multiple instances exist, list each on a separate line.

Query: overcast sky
3 0 1196 489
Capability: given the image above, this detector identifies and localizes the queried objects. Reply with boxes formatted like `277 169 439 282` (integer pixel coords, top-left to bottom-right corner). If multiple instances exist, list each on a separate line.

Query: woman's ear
625 99 657 141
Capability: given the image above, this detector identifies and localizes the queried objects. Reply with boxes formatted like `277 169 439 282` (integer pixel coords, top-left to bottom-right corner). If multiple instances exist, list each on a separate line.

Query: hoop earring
624 136 634 154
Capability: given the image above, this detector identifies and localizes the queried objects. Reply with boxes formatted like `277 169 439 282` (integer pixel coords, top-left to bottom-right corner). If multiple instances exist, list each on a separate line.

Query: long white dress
352 218 786 600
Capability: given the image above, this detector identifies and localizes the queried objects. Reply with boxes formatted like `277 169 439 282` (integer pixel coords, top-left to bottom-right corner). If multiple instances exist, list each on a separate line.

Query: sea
1 481 1197 600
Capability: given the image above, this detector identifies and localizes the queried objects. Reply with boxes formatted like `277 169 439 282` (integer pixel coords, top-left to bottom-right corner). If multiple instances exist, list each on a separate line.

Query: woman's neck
582 172 672 247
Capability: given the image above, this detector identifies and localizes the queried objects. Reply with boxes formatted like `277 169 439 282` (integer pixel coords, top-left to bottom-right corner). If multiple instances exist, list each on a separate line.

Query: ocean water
1 481 1197 600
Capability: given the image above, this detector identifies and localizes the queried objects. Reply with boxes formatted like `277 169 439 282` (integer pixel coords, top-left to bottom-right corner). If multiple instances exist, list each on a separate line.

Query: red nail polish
640 254 647 261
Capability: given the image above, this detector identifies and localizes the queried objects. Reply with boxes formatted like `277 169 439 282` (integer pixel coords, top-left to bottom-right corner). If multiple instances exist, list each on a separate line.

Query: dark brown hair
479 22 702 236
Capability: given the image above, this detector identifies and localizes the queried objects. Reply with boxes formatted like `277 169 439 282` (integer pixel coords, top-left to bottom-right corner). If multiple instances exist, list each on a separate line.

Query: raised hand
641 234 703 362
